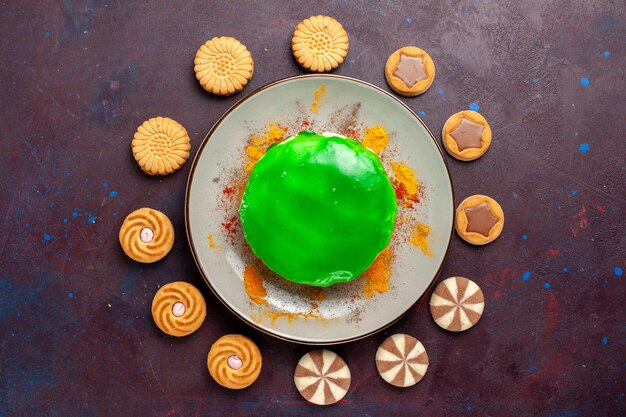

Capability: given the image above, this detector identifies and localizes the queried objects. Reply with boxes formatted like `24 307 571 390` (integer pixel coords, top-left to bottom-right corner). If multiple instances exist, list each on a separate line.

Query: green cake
239 131 397 287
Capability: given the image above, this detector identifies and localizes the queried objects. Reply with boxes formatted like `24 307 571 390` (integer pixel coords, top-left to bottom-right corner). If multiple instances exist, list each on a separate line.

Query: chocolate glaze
450 118 484 151
393 54 427 88
464 202 499 236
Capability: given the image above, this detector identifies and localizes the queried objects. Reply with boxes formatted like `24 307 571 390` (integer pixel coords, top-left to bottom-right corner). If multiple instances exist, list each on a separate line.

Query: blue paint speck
102 182 108 187
64 172 71 177
603 51 610 57
602 336 608 345
87 216 97 224
532 78 540 83
419 111 426 117
44 31 50 36
467 405 472 411
544 282 551 289
63 218 68 223
469 102 480 111
43 233 52 241
72 211 78 217
522 234 528 240
615 267 623 277
563 267 569 273
68 292 73 299
437 89 444 95
109 191 118 197
572 190 577 196
579 143 590 154
580 77 590 87
522 271 530 281
406 17 413 24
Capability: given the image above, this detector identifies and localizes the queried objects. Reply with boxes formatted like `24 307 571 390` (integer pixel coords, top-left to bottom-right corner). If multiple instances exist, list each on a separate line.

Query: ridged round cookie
376 334 429 387
132 117 191 176
119 208 174 263
292 15 349 72
294 349 351 405
455 194 504 245
430 277 485 332
384 46 435 96
194 36 254 96
207 334 262 389
151 281 207 337
442 111 492 161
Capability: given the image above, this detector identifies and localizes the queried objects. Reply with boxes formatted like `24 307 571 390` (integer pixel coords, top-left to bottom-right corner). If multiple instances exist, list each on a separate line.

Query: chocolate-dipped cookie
430 277 485 332
294 349 351 405
376 334 429 387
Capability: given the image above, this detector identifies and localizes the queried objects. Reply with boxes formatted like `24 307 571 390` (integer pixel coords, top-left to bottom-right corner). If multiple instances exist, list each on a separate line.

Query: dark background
1 1 624 416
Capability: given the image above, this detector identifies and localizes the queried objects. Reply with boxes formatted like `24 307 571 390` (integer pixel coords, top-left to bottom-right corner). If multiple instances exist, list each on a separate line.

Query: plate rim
184 74 455 345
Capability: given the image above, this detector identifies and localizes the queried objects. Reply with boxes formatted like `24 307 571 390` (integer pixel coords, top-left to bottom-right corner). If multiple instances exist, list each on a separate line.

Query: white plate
185 75 454 344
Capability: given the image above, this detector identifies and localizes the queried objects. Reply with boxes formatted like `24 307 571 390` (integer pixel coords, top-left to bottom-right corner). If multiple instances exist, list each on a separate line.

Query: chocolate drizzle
393 54 427 88
450 118 484 151
464 202 498 236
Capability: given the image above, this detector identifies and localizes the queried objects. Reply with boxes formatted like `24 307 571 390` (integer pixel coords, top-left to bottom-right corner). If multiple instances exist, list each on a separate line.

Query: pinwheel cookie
442 111 492 161
376 334 429 387
430 277 485 332
119 208 174 263
151 281 207 337
292 15 349 72
207 334 262 389
194 36 254 96
294 349 351 405
132 117 191 175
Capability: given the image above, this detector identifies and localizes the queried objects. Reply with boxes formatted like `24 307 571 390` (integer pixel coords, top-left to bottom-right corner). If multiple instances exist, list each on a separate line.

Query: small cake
292 15 349 72
294 349 351 405
194 36 254 96
376 334 429 387
384 46 435 96
132 117 191 175
207 334 262 389
442 111 492 161
151 281 207 337
455 195 504 245
118 208 174 263
430 277 485 331
239 131 397 286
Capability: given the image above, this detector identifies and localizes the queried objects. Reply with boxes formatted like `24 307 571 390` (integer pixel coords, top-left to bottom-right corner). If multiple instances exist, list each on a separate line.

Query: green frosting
239 131 397 287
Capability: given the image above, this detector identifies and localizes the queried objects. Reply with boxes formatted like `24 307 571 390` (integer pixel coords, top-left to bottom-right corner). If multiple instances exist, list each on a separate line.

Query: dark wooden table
1 1 624 416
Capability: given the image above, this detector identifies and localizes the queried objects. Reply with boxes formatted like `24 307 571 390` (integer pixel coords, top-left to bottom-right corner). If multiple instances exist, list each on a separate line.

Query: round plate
185 75 453 344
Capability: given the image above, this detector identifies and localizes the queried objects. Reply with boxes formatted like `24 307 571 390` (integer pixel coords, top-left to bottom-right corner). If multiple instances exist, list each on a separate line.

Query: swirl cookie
430 277 485 332
294 349 351 405
442 111 492 161
194 36 254 96
119 208 174 263
455 195 504 245
292 15 349 73
385 46 435 96
151 281 207 337
376 334 429 387
207 334 262 389
132 117 191 176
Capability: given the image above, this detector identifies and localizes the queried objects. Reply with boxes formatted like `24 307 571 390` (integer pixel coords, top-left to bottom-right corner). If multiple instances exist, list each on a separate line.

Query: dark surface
1 1 624 416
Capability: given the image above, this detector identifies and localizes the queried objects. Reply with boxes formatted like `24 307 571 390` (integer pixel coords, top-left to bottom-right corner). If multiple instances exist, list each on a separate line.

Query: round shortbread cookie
292 15 349 72
207 334 262 389
194 36 254 96
132 117 191 176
